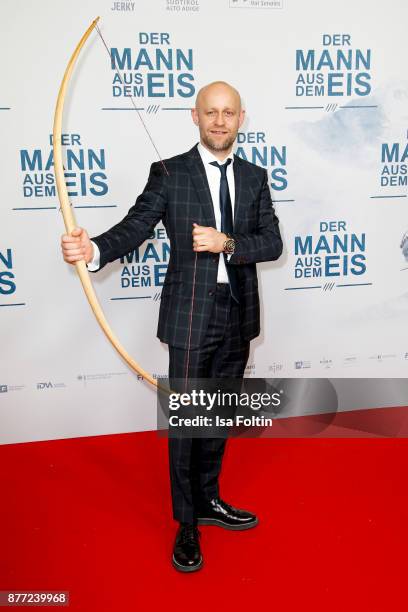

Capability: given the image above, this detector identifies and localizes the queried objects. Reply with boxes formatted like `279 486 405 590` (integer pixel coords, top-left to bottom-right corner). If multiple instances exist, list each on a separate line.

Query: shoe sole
172 554 203 573
196 517 259 530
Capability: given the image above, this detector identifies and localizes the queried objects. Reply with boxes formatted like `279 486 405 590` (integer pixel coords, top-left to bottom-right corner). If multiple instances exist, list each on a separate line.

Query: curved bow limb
53 17 158 389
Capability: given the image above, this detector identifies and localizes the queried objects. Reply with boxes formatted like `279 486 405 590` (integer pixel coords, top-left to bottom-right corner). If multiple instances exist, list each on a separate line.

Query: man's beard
202 132 236 153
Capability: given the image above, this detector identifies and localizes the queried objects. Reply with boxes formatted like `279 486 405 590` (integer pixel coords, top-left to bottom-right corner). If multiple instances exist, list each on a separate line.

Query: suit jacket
90 143 283 350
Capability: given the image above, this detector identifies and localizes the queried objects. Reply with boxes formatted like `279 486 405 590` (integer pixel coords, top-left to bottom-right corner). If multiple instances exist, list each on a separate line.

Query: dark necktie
209 159 239 303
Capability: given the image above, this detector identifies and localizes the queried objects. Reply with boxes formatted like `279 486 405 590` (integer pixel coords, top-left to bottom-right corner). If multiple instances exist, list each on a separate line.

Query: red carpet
0 433 407 611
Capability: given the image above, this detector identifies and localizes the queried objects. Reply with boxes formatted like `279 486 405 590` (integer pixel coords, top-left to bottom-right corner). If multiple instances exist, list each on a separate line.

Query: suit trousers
168 283 250 524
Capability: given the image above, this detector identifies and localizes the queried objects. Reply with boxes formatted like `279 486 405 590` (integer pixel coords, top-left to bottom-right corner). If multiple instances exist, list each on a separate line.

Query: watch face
224 238 235 254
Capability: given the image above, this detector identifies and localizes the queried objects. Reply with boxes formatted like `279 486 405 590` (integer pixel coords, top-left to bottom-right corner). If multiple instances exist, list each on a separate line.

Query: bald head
195 81 242 112
191 81 245 160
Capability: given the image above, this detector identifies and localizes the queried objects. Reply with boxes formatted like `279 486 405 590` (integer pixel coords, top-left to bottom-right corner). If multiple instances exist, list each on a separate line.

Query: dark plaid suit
90 143 283 523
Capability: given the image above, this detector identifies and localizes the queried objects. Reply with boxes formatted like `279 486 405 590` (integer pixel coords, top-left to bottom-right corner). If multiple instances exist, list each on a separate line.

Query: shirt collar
197 142 234 167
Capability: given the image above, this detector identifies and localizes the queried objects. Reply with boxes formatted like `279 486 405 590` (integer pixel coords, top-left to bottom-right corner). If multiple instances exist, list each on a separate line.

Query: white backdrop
1 0 408 444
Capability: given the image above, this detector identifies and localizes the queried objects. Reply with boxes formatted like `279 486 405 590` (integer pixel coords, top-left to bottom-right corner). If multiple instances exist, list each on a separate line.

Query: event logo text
110 32 195 98
296 34 372 97
19 134 108 199
294 220 366 279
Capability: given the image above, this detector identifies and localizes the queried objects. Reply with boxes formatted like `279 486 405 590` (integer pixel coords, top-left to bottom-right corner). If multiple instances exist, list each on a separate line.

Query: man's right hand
61 227 94 265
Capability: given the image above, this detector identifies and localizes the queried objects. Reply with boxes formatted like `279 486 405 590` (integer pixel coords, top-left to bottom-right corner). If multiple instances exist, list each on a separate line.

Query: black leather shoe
172 523 203 572
196 498 258 530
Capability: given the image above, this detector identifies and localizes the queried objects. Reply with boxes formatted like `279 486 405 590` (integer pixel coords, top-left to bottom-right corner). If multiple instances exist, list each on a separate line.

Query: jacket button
208 290 215 296
212 257 218 263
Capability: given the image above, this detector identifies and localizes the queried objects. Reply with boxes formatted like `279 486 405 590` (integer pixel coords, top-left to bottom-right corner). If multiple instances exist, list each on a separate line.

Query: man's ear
191 108 199 126
238 109 246 128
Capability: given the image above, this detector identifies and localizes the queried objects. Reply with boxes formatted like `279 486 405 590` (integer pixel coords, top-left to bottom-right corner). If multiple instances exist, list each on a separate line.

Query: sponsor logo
245 363 256 376
343 355 358 366
165 0 200 11
268 363 283 373
37 381 67 390
230 0 283 9
295 360 311 370
368 353 396 363
0 384 25 393
77 372 128 386
111 1 135 11
320 357 333 369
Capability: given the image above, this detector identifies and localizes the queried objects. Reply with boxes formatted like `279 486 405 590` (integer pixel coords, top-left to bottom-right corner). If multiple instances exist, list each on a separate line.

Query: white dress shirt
87 142 235 282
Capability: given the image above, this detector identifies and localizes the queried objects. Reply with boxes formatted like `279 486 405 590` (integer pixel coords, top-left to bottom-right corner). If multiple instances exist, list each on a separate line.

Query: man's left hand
192 223 226 253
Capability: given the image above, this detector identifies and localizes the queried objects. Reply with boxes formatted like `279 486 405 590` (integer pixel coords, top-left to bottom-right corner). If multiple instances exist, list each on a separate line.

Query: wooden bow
53 17 158 388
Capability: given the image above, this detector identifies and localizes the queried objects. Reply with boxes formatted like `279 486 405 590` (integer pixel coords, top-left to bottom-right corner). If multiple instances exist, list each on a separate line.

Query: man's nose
213 113 225 125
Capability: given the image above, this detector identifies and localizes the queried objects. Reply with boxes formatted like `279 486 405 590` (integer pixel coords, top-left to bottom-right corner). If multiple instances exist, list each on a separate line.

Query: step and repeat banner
1 0 408 443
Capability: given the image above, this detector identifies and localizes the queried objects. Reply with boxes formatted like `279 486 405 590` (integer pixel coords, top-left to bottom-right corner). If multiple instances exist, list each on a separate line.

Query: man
61 81 283 572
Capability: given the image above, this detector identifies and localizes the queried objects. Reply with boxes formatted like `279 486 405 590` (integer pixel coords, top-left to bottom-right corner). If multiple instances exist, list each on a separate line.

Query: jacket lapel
183 144 216 228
